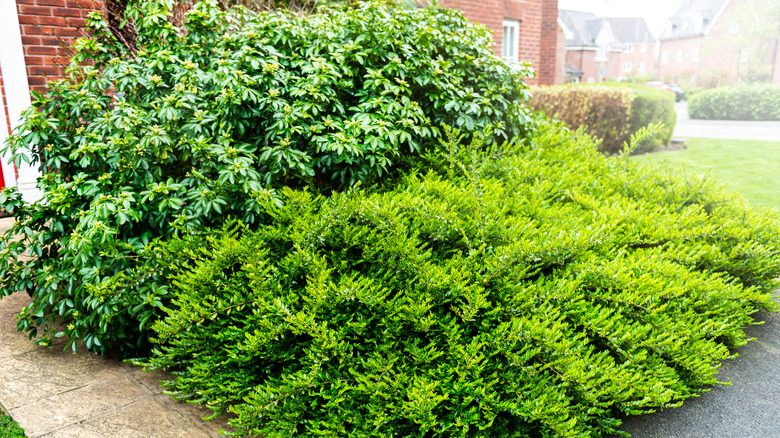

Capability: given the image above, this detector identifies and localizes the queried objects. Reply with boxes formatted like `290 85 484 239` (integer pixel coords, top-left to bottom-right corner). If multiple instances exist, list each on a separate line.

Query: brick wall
16 0 104 94
439 0 559 85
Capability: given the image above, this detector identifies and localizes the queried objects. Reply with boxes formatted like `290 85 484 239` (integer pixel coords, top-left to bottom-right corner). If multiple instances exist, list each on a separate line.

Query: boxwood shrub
0 0 533 355
688 83 780 121
528 83 676 154
136 121 780 437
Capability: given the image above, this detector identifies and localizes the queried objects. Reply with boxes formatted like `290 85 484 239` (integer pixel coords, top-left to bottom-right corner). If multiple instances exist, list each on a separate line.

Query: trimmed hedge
688 84 780 121
0 0 532 356
136 121 780 437
528 83 676 154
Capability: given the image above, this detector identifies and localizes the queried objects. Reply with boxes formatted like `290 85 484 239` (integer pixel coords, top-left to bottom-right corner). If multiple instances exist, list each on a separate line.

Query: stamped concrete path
0 218 229 437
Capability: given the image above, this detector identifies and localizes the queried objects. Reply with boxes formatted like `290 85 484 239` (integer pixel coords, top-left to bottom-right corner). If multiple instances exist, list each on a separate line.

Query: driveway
673 102 780 141
617 308 780 438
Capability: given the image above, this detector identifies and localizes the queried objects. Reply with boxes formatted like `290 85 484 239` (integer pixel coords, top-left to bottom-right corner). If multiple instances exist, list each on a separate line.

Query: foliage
688 84 780 121
528 83 675 154
0 414 26 438
0 0 533 356
136 121 780 437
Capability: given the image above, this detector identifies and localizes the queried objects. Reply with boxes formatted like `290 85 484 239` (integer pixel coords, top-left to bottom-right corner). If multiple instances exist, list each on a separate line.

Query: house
559 9 657 84
1 0 560 201
658 0 780 86
438 0 561 85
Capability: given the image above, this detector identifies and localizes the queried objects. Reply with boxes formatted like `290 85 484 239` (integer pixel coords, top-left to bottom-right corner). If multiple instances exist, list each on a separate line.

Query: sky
558 0 686 38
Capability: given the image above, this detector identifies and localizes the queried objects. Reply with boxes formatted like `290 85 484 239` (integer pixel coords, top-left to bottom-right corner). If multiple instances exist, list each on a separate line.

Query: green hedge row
136 121 780 437
528 83 676 154
688 84 780 121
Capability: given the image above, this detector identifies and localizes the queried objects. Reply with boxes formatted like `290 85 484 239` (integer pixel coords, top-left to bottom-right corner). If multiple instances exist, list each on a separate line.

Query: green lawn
0 414 25 438
632 137 780 212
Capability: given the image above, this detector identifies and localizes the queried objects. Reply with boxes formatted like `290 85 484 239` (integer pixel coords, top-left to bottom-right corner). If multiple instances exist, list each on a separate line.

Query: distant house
559 10 656 83
440 0 561 85
658 0 780 86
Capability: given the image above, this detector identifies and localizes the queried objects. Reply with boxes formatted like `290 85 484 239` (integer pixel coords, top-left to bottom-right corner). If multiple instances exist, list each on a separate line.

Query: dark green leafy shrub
688 84 780 120
528 83 676 154
137 121 780 437
0 0 533 355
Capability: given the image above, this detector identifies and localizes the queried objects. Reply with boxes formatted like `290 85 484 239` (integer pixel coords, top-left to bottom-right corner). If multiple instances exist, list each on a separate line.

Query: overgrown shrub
0 0 533 355
688 83 780 120
136 121 780 437
528 83 676 154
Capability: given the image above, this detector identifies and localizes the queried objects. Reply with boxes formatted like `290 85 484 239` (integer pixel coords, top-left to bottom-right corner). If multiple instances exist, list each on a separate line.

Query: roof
559 9 602 47
604 18 655 43
565 64 584 76
660 0 730 40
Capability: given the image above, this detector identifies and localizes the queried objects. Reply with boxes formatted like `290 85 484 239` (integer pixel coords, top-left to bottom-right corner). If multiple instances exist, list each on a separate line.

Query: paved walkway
0 219 229 437
673 102 780 141
617 308 780 438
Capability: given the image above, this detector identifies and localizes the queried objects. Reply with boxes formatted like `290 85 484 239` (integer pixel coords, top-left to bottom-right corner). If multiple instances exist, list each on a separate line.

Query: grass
632 137 780 212
0 414 25 438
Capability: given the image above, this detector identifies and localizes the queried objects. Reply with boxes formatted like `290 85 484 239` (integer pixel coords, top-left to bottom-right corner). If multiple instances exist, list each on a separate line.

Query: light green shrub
137 121 780 437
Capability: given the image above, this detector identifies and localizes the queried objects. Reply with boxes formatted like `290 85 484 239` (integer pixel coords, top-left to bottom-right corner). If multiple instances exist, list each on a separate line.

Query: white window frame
638 61 645 72
640 43 647 53
587 77 595 83
662 51 669 64
691 47 700 62
621 62 632 72
502 19 520 62
676 49 683 63
625 43 633 53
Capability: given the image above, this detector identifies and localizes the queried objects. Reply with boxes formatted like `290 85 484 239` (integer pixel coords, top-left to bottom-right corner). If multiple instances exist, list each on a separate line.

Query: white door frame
0 0 43 203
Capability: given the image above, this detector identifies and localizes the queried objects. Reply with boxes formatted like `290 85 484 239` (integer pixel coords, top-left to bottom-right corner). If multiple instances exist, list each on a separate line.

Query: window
739 47 748 62
729 21 739 34
638 61 645 72
691 47 700 62
640 43 647 53
676 49 683 63
662 51 669 64
625 44 633 53
622 62 632 72
502 19 520 61
587 77 595 83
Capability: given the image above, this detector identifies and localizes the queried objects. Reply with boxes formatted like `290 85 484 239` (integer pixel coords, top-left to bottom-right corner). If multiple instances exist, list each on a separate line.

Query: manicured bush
528 83 676 154
136 121 780 437
688 84 780 121
0 0 533 355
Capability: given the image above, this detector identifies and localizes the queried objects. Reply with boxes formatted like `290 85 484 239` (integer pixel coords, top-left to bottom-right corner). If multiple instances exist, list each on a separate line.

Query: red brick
21 35 41 45
54 27 82 37
19 5 52 15
44 56 70 66
36 0 68 6
67 17 86 27
22 25 54 35
27 45 58 55
27 77 47 86
29 66 61 76
17 14 38 25
24 56 45 66
41 36 61 45
39 16 68 26
53 7 82 17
